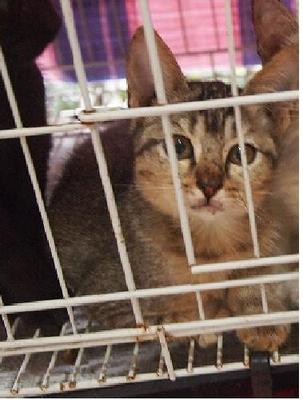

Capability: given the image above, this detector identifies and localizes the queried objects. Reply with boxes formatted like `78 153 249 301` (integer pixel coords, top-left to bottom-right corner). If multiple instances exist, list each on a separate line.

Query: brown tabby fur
49 0 298 351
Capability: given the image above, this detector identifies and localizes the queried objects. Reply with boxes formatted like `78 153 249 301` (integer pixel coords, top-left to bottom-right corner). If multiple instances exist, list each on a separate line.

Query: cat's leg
227 282 290 351
198 291 230 348
141 294 199 326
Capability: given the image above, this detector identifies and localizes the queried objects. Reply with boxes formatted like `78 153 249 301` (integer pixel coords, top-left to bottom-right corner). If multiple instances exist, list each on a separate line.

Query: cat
0 0 66 332
49 5 297 351
242 0 299 308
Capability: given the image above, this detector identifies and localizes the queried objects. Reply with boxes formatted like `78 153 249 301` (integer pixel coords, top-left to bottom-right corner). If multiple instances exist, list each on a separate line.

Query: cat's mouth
190 198 224 215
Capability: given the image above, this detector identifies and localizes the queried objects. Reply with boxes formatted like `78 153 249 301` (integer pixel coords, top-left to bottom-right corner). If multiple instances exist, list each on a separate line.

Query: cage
0 0 299 397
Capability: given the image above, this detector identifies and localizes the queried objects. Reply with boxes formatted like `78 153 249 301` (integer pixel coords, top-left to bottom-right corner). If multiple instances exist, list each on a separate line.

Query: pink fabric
125 0 242 71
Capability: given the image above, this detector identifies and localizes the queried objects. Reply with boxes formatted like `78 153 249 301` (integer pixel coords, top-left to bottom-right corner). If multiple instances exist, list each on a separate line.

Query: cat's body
50 81 291 348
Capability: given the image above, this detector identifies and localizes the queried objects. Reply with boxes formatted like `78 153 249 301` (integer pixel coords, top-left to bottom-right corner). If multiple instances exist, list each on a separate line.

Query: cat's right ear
126 26 188 108
252 0 298 64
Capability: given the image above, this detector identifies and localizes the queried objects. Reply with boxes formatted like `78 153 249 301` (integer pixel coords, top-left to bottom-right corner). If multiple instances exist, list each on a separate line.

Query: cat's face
133 84 276 227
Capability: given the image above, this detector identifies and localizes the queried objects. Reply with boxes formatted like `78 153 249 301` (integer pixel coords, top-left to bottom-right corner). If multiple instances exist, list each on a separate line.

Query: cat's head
125 27 277 230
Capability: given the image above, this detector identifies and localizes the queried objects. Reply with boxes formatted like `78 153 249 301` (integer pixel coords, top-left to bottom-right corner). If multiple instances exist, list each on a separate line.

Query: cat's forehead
139 81 237 142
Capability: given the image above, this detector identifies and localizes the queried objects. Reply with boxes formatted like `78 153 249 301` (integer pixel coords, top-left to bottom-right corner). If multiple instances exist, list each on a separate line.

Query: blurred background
38 0 298 124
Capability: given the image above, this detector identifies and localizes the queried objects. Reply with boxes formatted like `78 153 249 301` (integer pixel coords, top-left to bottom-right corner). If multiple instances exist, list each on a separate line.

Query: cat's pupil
234 145 241 162
175 137 186 155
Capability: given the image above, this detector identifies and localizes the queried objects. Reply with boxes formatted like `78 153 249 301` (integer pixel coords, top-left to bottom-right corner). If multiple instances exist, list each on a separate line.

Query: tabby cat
49 0 298 351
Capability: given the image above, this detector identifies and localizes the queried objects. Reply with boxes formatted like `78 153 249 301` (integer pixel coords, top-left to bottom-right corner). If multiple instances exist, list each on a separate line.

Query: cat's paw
198 333 218 348
236 324 290 351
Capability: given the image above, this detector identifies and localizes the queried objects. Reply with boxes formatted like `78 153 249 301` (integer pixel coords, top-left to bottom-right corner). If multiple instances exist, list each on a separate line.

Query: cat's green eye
227 144 256 165
173 135 193 160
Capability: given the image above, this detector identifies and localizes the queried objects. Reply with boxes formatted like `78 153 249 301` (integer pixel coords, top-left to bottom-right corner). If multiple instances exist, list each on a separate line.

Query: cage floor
0 315 298 397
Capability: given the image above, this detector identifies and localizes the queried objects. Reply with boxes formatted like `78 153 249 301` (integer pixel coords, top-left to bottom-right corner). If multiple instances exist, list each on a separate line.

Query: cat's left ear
252 0 298 64
126 26 188 108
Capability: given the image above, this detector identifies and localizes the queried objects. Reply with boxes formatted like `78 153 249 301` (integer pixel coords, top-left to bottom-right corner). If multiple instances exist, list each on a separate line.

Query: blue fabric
52 0 129 81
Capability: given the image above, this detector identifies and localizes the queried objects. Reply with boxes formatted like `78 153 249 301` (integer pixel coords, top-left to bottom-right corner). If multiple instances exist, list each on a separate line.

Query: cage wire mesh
0 0 299 396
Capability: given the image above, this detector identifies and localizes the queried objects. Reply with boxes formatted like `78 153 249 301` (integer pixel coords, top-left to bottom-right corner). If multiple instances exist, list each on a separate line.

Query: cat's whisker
113 184 175 191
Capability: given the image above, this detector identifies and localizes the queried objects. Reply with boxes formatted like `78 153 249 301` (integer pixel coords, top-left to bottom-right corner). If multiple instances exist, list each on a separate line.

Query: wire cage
0 0 299 397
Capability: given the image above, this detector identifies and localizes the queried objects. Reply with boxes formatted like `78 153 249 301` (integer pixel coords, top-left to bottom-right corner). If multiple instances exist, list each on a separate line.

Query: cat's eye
227 144 256 165
173 135 193 160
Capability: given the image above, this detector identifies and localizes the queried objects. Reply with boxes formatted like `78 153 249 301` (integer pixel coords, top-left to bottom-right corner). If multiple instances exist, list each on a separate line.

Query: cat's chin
189 206 224 221
188 198 224 219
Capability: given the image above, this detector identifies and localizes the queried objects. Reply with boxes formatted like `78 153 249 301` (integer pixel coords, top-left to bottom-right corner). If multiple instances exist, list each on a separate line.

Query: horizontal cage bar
0 311 298 357
0 271 298 315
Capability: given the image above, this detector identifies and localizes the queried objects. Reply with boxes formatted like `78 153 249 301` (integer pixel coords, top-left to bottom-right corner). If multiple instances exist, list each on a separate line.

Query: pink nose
203 185 215 199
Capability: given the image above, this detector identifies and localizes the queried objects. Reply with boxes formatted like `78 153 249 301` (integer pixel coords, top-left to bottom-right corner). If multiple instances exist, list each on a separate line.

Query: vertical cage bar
60 0 143 324
224 0 260 257
260 284 269 313
11 329 40 395
244 345 250 367
272 350 280 363
156 349 165 376
98 345 112 383
0 47 77 334
157 327 176 381
127 342 140 380
90 126 143 324
187 338 195 373
138 0 196 266
59 0 93 111
0 296 13 340
195 291 206 320
41 323 68 390
216 334 223 369
0 318 19 366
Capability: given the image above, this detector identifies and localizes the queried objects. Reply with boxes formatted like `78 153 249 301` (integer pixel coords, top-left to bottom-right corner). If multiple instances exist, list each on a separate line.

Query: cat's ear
243 43 298 141
126 26 188 108
252 0 298 64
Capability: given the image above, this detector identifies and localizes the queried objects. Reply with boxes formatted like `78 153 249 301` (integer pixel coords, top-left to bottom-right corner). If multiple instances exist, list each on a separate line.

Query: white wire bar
0 123 82 139
0 355 299 398
216 334 223 369
0 296 13 340
0 272 299 318
0 311 298 357
272 350 280 363
98 345 112 383
78 91 298 123
41 323 68 390
243 346 250 367
138 0 195 266
127 342 140 380
90 126 143 323
157 350 165 376
260 284 269 313
195 292 206 320
10 329 40 395
60 0 143 325
187 338 195 373
0 91 297 140
0 318 19 365
59 0 93 111
0 271 297 316
68 325 90 388
157 327 175 381
0 47 77 334
191 254 299 274
224 0 260 257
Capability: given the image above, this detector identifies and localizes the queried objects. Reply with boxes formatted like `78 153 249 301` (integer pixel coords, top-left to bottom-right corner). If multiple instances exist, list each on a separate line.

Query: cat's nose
196 178 223 200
